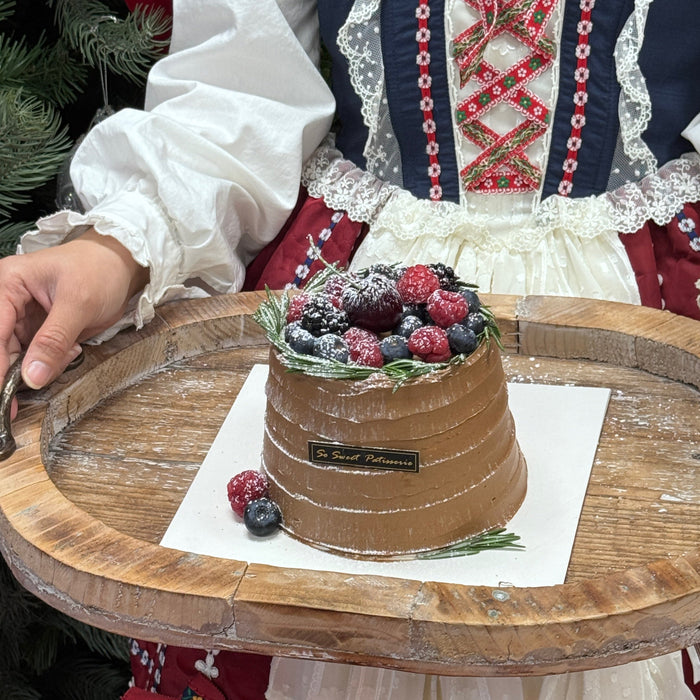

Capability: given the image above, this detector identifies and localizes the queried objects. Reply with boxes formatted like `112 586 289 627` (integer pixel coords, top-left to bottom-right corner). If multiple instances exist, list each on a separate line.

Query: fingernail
24 360 52 390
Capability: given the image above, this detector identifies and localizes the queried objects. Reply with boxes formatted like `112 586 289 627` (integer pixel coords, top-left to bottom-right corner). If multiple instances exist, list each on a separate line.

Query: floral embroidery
286 211 346 289
415 0 444 200
453 0 558 194
557 0 595 196
676 207 700 252
129 640 166 692
194 650 220 680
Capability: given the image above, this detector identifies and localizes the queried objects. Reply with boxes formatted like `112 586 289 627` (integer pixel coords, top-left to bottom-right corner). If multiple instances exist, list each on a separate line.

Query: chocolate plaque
308 441 419 472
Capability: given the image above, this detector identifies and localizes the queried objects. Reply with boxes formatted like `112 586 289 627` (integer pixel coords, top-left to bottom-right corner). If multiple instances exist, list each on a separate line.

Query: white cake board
161 365 610 588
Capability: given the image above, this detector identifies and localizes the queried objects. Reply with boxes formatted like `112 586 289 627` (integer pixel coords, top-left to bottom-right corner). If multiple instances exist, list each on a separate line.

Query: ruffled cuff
19 188 205 343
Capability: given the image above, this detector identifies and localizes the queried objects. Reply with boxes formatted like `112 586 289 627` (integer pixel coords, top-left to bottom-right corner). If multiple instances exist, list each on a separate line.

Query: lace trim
301 137 397 223
337 0 403 185
607 154 700 232
304 139 700 242
613 0 655 177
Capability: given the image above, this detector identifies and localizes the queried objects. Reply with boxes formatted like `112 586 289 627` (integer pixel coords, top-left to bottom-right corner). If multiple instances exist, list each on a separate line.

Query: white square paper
161 365 610 587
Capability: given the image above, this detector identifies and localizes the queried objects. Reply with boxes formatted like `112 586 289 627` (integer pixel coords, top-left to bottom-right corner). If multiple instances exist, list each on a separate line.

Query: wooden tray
1 292 699 677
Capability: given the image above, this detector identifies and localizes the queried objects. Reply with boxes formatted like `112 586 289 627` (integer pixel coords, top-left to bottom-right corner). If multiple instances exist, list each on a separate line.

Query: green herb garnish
417 528 524 559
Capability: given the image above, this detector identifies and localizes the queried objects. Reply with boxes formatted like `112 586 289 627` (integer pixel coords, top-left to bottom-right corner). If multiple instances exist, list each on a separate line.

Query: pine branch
50 0 171 83
0 0 15 23
0 34 87 107
0 220 31 256
0 88 72 217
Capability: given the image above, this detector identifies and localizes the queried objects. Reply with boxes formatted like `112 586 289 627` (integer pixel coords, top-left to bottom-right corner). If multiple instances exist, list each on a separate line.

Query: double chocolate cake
254 263 527 558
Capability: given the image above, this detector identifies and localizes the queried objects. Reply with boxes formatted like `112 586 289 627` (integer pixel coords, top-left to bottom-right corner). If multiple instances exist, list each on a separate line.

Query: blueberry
401 304 430 323
379 335 412 363
243 497 282 537
395 314 424 338
446 324 479 355
460 288 481 313
462 311 486 336
313 334 350 363
284 321 316 354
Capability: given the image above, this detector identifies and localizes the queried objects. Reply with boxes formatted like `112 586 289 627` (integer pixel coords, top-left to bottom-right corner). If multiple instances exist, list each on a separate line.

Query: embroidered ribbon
556 0 594 196
453 0 558 193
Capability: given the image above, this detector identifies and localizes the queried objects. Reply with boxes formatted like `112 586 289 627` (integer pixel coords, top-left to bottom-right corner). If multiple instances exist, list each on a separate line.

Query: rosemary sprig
417 528 524 559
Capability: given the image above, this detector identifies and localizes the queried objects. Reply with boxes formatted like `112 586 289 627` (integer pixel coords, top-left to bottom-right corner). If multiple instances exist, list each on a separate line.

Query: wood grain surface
1 292 699 676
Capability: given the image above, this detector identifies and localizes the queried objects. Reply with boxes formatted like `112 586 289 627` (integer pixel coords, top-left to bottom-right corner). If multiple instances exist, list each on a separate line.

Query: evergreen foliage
0 556 130 699
0 0 170 255
0 1 171 696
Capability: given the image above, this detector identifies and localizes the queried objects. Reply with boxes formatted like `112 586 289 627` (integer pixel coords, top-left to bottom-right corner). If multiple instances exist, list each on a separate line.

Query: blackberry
462 311 486 336
312 334 350 363
395 314 424 338
380 335 412 363
300 295 349 336
284 321 316 354
460 288 482 313
428 262 459 291
365 263 401 281
446 324 479 355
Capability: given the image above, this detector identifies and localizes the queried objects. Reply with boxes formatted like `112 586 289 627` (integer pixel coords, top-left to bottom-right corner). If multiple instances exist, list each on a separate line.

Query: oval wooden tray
1 292 699 677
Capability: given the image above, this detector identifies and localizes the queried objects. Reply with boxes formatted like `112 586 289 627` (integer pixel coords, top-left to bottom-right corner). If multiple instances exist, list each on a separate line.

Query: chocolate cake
254 263 527 558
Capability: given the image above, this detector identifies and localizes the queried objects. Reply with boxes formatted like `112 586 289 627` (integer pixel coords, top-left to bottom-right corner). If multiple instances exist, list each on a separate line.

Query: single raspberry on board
396 264 441 304
227 470 269 518
408 326 452 363
427 289 469 327
286 293 311 323
343 327 383 367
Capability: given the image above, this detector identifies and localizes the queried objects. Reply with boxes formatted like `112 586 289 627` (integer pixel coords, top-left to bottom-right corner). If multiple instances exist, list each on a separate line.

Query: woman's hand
0 228 149 393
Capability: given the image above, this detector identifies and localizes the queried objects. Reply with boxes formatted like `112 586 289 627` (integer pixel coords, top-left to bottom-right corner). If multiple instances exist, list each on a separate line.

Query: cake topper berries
253 247 502 382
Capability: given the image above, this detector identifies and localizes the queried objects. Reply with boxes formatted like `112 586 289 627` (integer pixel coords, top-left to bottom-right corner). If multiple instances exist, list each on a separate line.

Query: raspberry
286 293 310 323
343 327 383 367
407 326 452 363
227 470 269 518
427 289 468 327
324 274 354 306
396 264 441 304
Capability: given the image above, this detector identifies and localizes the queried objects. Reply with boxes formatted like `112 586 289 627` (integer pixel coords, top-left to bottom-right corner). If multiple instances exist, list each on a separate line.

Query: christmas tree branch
50 0 171 82
0 34 87 107
0 89 72 217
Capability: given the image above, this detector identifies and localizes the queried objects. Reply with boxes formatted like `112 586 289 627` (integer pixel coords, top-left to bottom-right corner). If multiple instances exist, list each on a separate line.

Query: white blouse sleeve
20 0 335 334
682 112 700 154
